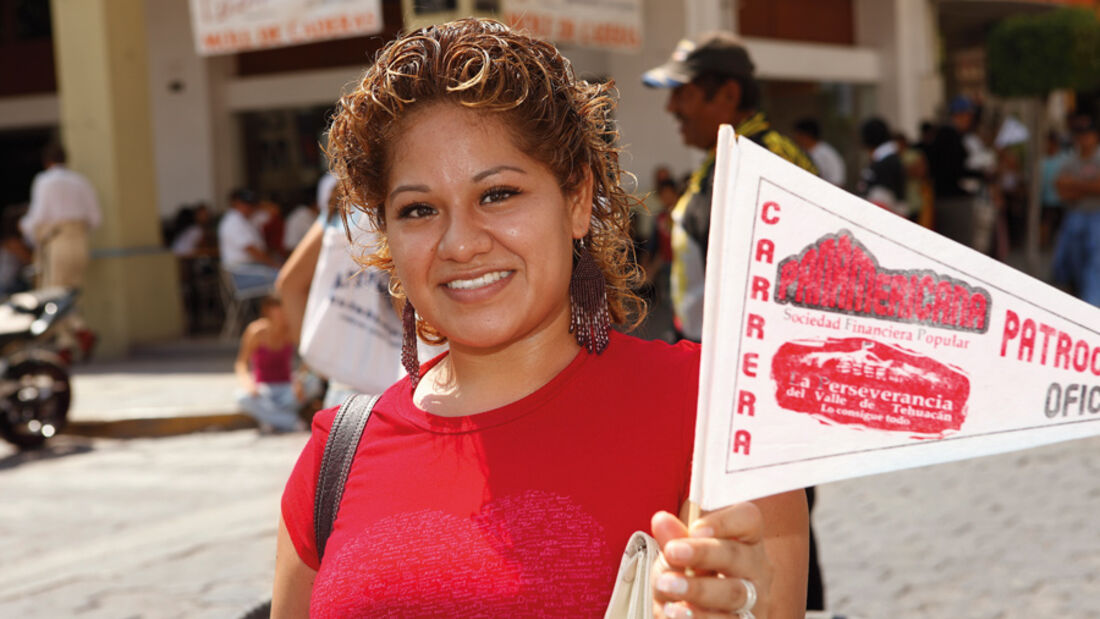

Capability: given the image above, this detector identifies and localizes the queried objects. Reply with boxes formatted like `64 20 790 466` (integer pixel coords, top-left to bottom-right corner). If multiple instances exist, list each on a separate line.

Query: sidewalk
64 337 256 438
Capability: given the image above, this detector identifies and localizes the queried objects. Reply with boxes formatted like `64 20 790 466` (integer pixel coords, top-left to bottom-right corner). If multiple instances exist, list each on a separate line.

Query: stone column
50 0 183 357
856 0 940 137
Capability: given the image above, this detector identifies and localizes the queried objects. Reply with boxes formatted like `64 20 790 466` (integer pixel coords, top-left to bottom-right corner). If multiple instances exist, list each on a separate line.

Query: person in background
273 19 809 618
19 142 100 358
218 188 280 290
990 145 1027 261
793 117 846 187
962 102 996 181
631 168 670 310
255 198 287 260
275 181 369 411
171 204 216 258
0 210 32 296
171 203 219 335
644 30 822 613
170 207 200 257
277 170 430 411
857 117 907 217
278 173 338 349
916 120 937 155
315 172 339 220
1052 113 1100 306
926 96 988 247
634 166 673 254
282 199 319 253
235 296 318 433
634 176 680 342
1040 129 1071 250
642 31 817 344
896 132 935 229
19 143 102 289
641 178 679 286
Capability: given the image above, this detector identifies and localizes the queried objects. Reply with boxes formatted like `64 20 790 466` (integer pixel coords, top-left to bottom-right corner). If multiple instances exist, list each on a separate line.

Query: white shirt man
218 189 279 292
218 207 266 267
20 157 102 288
793 118 847 187
21 166 102 239
808 141 847 187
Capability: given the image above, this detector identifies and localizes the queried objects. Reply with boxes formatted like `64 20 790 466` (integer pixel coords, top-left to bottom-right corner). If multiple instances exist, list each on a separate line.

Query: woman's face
384 104 592 352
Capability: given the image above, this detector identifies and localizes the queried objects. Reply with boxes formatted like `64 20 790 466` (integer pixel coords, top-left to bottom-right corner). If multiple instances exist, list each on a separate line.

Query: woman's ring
735 577 757 618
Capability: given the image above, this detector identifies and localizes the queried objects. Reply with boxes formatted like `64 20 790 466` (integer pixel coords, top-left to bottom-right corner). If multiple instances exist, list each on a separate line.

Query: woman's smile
442 269 515 291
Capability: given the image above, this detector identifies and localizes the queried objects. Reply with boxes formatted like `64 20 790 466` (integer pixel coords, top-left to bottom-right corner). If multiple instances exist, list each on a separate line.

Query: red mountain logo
775 230 991 334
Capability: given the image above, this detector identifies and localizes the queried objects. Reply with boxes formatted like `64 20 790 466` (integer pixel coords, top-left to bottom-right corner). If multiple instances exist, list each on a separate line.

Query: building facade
0 0 1084 353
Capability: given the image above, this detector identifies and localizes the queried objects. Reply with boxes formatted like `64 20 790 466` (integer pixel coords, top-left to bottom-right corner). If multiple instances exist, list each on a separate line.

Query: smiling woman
382 104 591 374
271 18 809 619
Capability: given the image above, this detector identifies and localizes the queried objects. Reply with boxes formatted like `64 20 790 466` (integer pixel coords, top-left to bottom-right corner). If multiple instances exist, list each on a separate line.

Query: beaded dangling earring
401 299 421 389
569 238 610 354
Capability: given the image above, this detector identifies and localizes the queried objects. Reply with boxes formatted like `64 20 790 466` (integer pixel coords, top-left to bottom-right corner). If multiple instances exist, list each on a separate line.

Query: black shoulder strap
313 393 380 562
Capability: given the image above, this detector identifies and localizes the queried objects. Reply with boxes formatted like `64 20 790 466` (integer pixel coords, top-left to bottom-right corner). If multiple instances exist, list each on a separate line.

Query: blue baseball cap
949 96 975 115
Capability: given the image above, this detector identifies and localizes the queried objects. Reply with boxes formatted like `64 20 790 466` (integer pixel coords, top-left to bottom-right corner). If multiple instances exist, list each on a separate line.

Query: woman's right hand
649 490 809 619
650 506 772 618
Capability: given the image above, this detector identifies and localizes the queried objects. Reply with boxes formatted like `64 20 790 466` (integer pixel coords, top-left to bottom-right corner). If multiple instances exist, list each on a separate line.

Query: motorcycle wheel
237 599 271 619
0 358 71 450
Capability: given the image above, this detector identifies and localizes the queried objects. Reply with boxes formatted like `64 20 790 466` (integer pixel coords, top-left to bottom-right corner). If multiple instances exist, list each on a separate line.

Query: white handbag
604 531 661 619
299 215 405 395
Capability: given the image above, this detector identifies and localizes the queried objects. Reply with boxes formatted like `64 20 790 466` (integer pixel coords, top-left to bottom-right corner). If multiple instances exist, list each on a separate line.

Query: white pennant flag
692 125 1100 511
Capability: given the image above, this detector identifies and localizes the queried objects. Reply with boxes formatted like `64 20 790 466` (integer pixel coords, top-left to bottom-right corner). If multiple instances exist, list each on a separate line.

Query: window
738 0 854 46
0 0 56 95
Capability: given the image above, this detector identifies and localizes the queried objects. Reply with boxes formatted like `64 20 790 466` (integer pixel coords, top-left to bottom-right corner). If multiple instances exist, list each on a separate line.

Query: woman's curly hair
327 18 645 342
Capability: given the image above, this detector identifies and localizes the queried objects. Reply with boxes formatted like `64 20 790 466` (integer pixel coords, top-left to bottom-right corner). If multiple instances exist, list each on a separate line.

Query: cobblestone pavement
1 429 1097 617
0 430 307 619
814 435 1100 618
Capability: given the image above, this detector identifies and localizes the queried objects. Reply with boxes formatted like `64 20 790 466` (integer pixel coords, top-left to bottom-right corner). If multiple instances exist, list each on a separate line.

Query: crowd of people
631 95 1100 345
162 182 332 432
147 25 1099 437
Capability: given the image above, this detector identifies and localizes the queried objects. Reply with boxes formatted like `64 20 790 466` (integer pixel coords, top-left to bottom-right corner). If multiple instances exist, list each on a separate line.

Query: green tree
987 7 1100 273
988 7 1100 97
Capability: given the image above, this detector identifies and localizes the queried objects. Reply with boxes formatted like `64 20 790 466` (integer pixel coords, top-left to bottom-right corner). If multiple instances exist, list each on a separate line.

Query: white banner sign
503 0 642 52
692 125 1100 511
189 0 383 56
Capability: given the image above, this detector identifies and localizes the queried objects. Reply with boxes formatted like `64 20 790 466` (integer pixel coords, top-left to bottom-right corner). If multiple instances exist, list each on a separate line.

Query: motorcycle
0 287 78 449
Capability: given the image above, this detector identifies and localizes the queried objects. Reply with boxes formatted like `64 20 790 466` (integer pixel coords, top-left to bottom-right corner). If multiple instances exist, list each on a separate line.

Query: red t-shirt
281 331 700 617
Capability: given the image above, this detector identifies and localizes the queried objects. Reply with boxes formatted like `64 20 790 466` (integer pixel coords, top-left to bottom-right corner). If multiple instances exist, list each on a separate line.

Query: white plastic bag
299 216 405 395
